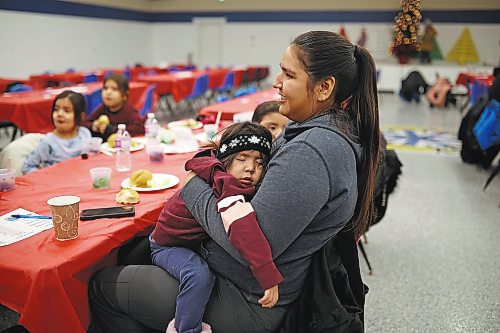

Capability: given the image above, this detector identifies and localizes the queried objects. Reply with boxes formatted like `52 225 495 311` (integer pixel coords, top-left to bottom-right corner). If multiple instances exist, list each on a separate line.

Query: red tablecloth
0 78 29 94
198 88 279 121
0 82 149 133
232 67 247 88
0 148 195 333
136 69 230 102
206 68 230 90
129 66 169 80
28 67 147 89
136 71 196 100
29 72 101 90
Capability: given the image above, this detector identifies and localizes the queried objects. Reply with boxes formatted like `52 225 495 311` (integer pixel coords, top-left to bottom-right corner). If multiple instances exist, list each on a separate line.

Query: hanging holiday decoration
339 25 350 42
447 27 479 65
389 0 422 64
357 27 367 48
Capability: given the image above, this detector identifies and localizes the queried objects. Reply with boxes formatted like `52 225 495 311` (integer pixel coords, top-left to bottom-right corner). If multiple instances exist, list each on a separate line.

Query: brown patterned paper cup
47 196 80 241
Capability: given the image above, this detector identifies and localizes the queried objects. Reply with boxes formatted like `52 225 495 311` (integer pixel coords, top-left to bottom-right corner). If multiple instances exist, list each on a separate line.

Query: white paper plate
167 119 203 130
101 140 145 153
121 173 180 192
161 143 199 154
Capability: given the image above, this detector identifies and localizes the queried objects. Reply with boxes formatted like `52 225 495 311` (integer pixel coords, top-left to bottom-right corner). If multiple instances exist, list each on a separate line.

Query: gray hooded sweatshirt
180 112 361 305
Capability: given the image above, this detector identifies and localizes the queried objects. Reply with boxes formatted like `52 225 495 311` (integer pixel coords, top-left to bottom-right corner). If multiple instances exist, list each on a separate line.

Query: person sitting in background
426 77 453 108
22 91 90 174
251 101 290 139
399 71 428 103
84 73 144 141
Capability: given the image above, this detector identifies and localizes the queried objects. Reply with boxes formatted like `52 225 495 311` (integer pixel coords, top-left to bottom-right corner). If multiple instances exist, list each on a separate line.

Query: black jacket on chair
278 228 367 333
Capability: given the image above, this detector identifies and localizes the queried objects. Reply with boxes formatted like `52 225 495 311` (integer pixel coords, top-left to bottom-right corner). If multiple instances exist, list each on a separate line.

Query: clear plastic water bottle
145 113 164 161
115 124 132 172
144 113 159 140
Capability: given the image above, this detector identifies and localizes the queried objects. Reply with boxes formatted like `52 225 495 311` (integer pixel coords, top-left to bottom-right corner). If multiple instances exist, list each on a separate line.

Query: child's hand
92 120 107 134
258 285 279 308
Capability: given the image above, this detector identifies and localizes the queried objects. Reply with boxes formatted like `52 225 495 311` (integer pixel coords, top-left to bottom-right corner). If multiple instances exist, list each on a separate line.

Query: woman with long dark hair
88 31 380 333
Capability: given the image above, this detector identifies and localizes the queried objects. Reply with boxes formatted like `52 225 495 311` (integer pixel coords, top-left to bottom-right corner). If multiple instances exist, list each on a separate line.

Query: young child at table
150 121 282 333
84 73 144 141
22 91 91 174
251 101 289 139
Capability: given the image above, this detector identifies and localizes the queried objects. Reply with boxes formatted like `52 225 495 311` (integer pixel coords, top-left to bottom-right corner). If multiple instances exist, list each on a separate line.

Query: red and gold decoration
389 0 422 64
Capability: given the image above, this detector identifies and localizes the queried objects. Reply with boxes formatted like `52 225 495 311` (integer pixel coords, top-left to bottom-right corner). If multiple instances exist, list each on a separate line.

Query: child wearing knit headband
150 121 282 333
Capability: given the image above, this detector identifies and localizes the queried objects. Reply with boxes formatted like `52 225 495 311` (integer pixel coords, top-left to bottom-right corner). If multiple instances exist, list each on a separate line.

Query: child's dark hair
251 101 280 123
51 90 86 127
291 31 381 237
205 121 273 169
103 73 129 96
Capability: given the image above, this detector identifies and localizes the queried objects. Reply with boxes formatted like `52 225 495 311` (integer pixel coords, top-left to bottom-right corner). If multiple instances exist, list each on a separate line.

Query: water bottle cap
147 113 155 118
118 124 126 129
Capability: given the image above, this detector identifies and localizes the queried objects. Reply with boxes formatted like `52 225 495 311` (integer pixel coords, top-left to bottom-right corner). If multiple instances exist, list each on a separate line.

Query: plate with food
101 134 145 153
167 119 203 130
158 127 174 144
121 170 179 192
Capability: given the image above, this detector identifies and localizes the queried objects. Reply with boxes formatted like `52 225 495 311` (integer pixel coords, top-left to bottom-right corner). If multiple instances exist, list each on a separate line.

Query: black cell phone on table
80 206 135 220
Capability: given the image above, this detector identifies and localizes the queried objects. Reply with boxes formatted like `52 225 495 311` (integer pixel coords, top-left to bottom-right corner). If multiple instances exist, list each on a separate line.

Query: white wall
1 9 499 82
0 10 152 77
149 22 400 80
150 21 499 84
432 24 500 66
151 23 196 66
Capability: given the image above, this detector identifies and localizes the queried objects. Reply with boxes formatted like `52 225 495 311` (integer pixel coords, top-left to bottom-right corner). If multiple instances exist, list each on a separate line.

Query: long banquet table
0 78 30 94
0 147 195 333
136 68 229 102
198 88 279 121
0 82 149 133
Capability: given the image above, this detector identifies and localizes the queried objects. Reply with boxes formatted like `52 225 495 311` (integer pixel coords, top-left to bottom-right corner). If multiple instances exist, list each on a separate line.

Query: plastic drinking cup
89 167 111 189
148 143 165 162
84 137 103 155
203 124 218 140
0 168 15 192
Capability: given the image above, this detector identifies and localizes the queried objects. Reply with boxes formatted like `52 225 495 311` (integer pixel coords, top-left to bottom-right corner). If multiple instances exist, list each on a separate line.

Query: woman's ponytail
349 46 381 237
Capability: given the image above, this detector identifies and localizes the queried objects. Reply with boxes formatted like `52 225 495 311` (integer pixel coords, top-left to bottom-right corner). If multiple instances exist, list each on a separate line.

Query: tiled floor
1 92 498 332
362 94 499 332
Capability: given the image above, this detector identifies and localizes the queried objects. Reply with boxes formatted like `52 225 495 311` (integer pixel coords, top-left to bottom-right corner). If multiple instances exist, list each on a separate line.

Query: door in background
194 17 226 68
